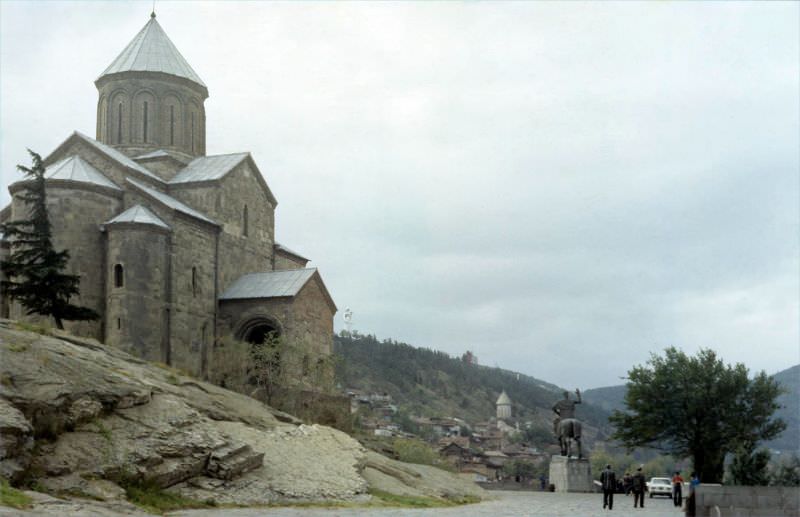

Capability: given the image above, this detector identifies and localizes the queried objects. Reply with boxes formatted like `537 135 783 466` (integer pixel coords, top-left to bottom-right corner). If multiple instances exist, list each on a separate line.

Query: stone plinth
549 455 592 493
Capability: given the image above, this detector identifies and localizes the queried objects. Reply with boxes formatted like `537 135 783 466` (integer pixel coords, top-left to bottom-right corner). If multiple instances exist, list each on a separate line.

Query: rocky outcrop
0 321 484 511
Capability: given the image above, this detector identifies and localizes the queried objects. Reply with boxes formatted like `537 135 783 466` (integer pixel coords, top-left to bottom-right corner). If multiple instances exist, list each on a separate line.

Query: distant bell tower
95 13 208 158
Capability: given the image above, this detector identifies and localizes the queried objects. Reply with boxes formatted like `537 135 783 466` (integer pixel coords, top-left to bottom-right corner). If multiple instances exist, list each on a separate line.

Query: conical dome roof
98 13 205 88
496 390 511 405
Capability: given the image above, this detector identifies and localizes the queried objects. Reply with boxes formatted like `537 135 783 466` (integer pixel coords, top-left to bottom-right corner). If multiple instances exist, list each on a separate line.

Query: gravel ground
169 490 686 517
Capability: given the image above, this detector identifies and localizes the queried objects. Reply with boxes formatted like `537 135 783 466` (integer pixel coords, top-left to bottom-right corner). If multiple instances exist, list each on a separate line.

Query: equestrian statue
553 388 583 458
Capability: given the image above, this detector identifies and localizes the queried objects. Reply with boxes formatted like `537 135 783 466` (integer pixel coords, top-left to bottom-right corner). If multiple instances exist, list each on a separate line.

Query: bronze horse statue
558 418 582 458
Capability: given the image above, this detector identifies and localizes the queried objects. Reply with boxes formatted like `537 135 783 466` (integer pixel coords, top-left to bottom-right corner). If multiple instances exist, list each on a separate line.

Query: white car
647 477 672 498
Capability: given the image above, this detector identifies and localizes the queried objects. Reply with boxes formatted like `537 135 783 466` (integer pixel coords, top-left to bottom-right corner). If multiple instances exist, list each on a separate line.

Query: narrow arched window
169 105 175 145
114 264 124 288
143 101 149 142
242 205 249 237
117 103 123 143
191 266 198 297
191 112 196 153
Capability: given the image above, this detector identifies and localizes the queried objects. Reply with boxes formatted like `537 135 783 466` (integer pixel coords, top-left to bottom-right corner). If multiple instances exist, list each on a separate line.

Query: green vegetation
122 480 216 514
0 479 32 509
393 438 451 469
610 348 785 484
368 489 477 508
1 150 98 329
92 420 113 443
770 454 800 486
7 343 28 353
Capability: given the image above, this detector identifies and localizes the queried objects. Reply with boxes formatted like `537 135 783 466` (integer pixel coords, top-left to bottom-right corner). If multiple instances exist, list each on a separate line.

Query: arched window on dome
117 103 123 144
191 266 198 297
114 264 124 288
143 101 149 142
242 205 249 237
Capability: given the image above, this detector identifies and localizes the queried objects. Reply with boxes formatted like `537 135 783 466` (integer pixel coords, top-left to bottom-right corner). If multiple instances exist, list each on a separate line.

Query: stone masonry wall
166 215 218 376
105 224 169 362
169 161 275 293
97 73 206 157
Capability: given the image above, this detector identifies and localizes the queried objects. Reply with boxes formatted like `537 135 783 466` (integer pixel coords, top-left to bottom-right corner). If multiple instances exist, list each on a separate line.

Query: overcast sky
1 1 797 389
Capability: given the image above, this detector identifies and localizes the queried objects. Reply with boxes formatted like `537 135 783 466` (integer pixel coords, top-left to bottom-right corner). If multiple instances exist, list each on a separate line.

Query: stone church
0 14 337 389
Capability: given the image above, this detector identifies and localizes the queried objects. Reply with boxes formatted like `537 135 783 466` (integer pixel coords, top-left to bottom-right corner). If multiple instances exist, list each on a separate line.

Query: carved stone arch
108 89 130 145
132 89 157 144
160 91 184 148
97 94 107 141
186 98 202 155
234 314 283 345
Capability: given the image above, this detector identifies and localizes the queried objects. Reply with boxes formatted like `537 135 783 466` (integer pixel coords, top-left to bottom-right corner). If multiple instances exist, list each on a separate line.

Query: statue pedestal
549 455 593 493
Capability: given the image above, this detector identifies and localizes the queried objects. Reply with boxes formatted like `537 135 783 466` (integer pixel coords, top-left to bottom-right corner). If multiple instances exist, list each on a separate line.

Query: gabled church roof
44 155 121 190
169 152 278 207
98 14 206 89
46 131 164 184
220 268 337 312
105 204 170 230
126 177 218 226
169 153 249 183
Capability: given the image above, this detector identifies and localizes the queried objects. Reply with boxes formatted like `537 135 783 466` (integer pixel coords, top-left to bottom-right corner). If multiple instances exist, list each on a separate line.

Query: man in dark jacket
632 467 646 508
600 463 617 509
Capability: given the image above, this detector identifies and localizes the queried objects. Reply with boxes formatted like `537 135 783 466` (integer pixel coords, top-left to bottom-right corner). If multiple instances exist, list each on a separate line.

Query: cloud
1 1 797 388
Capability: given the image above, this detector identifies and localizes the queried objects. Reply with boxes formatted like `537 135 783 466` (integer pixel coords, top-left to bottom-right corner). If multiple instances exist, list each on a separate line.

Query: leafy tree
610 348 785 483
727 443 771 486
0 150 98 329
250 332 286 404
770 454 800 487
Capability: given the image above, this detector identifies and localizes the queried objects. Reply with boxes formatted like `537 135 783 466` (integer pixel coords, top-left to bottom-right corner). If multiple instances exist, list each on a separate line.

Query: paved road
171 491 686 517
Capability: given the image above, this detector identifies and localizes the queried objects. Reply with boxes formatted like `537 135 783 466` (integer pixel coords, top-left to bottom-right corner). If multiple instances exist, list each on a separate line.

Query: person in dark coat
632 467 646 508
623 471 633 495
600 463 617 509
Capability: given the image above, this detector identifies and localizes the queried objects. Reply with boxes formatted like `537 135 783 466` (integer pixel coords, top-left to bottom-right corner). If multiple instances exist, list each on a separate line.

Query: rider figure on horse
553 389 582 457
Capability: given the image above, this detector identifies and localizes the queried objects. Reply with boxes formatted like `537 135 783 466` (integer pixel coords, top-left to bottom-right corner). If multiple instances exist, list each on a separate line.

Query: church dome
496 390 511 406
97 13 206 92
95 14 208 158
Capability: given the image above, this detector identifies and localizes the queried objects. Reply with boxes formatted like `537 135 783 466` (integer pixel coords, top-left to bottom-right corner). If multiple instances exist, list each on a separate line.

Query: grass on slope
0 479 32 510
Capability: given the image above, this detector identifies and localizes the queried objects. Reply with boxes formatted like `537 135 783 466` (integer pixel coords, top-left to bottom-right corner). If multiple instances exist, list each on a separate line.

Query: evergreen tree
0 150 98 329
610 348 785 484
728 442 771 486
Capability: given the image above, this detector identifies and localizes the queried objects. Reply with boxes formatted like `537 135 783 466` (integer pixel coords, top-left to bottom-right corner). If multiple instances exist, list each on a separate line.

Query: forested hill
583 364 800 453
333 332 613 434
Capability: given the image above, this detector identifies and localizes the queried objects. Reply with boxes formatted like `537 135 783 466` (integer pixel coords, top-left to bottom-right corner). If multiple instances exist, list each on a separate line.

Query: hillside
333 332 614 440
583 364 800 453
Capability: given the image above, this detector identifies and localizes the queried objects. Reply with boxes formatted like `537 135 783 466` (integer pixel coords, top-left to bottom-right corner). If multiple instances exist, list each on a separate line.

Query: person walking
685 472 700 517
632 466 646 508
623 472 633 495
600 463 617 510
672 470 684 507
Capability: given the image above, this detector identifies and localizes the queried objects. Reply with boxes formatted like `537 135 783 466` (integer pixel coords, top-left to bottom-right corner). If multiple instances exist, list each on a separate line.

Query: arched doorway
235 316 281 344
235 316 282 388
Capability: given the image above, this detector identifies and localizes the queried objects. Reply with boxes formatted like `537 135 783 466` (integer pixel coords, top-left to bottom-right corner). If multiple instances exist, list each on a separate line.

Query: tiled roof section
274 242 310 262
99 15 205 87
220 268 318 300
126 177 218 226
73 132 163 182
44 155 120 190
169 153 249 184
105 204 170 230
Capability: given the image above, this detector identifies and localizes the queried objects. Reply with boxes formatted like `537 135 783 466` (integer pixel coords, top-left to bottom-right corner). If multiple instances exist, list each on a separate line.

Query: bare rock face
0 321 484 512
